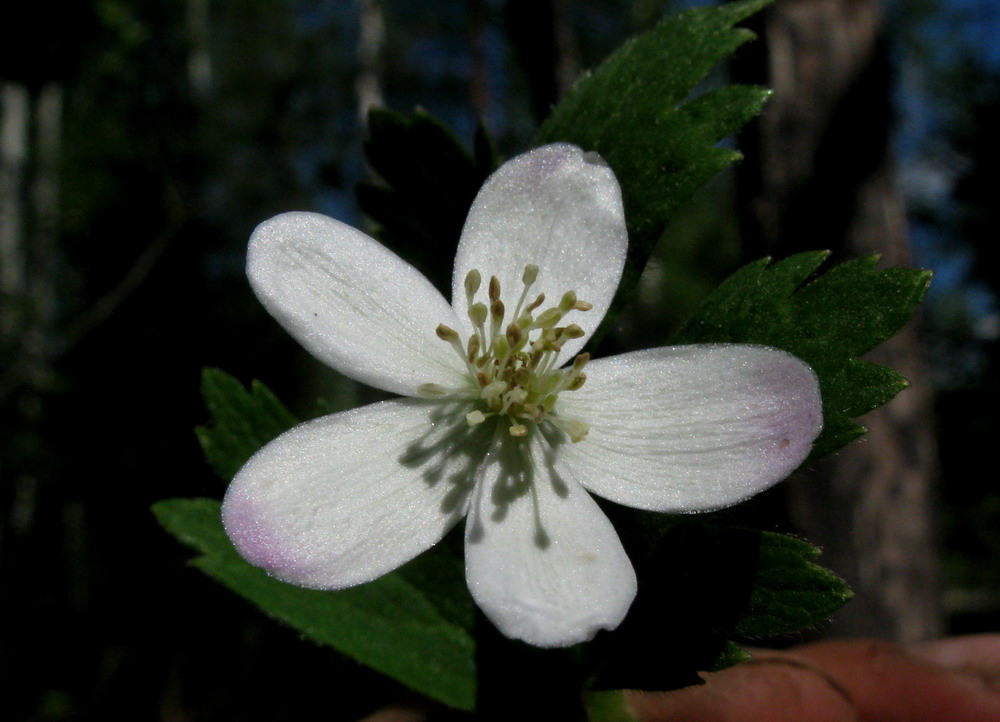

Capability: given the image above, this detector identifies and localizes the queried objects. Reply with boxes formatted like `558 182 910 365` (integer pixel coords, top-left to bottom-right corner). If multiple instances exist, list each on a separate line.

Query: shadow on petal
399 401 491 517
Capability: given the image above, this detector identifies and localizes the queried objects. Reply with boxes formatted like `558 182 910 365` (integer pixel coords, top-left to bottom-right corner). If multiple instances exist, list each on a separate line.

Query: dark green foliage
356 109 497 294
538 0 773 340
153 497 476 711
672 252 932 460
195 368 299 482
735 532 854 637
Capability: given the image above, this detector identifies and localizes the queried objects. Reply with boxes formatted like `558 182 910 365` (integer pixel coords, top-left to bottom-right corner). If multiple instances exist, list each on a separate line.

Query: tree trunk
355 0 385 123
736 0 943 642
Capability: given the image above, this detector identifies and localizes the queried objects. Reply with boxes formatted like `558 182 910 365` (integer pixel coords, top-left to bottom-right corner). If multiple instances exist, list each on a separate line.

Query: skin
361 635 1000 722
626 636 1000 722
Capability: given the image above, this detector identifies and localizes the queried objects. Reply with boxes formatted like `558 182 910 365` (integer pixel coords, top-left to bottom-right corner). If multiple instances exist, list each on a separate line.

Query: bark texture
736 0 943 641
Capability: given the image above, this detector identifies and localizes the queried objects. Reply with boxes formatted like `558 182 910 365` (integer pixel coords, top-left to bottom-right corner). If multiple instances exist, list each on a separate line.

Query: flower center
421 265 592 443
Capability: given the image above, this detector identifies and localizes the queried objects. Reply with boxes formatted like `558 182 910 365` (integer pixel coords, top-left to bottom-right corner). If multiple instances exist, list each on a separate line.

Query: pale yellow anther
534 308 562 328
466 409 487 426
559 291 577 312
563 324 585 340
417 383 450 398
482 380 507 399
465 269 482 298
574 301 593 312
469 302 488 326
553 418 588 443
506 323 522 348
507 387 528 404
509 423 528 437
525 293 545 313
522 264 539 286
436 324 460 342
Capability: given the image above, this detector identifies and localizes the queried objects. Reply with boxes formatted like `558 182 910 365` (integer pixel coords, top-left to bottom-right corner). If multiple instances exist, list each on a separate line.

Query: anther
490 299 505 324
465 269 481 299
522 264 539 286
534 308 562 328
551 417 589 442
525 293 545 313
506 323 522 348
559 291 577 312
489 276 501 303
436 324 460 342
469 302 488 326
417 383 450 398
509 423 528 437
482 380 506 399
466 410 487 426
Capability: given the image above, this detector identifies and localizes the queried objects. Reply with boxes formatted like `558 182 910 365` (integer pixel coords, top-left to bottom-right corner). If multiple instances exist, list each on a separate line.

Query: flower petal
222 398 478 589
248 211 467 397
464 432 636 647
555 345 822 512
452 144 627 361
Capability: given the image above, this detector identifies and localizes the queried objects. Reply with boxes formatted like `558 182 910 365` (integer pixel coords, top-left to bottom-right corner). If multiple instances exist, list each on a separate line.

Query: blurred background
1 0 997 719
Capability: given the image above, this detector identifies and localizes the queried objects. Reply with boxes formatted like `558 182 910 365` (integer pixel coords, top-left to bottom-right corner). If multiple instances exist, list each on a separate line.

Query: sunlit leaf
672 252 932 459
153 498 476 710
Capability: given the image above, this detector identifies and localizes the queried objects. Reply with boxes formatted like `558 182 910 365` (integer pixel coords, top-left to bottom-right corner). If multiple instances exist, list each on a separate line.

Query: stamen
512 264 539 320
436 324 460 342
534 308 562 328
417 383 451 398
559 291 577 312
469 302 488 327
464 269 481 304
549 416 589 442
525 293 545 313
429 266 595 443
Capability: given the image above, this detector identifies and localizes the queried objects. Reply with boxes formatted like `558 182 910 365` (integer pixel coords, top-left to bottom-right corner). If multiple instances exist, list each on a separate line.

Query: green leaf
584 690 640 722
356 108 497 295
153 498 476 711
538 0 773 337
707 640 753 672
195 367 298 482
735 532 853 637
672 252 932 459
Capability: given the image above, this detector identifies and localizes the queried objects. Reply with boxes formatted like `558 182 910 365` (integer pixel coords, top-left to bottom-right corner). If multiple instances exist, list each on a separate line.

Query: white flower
222 143 822 648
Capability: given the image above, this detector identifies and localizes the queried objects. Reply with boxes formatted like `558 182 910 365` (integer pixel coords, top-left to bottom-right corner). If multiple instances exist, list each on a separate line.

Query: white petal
555 345 822 512
222 399 479 589
248 211 467 397
464 432 636 647
452 144 627 361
